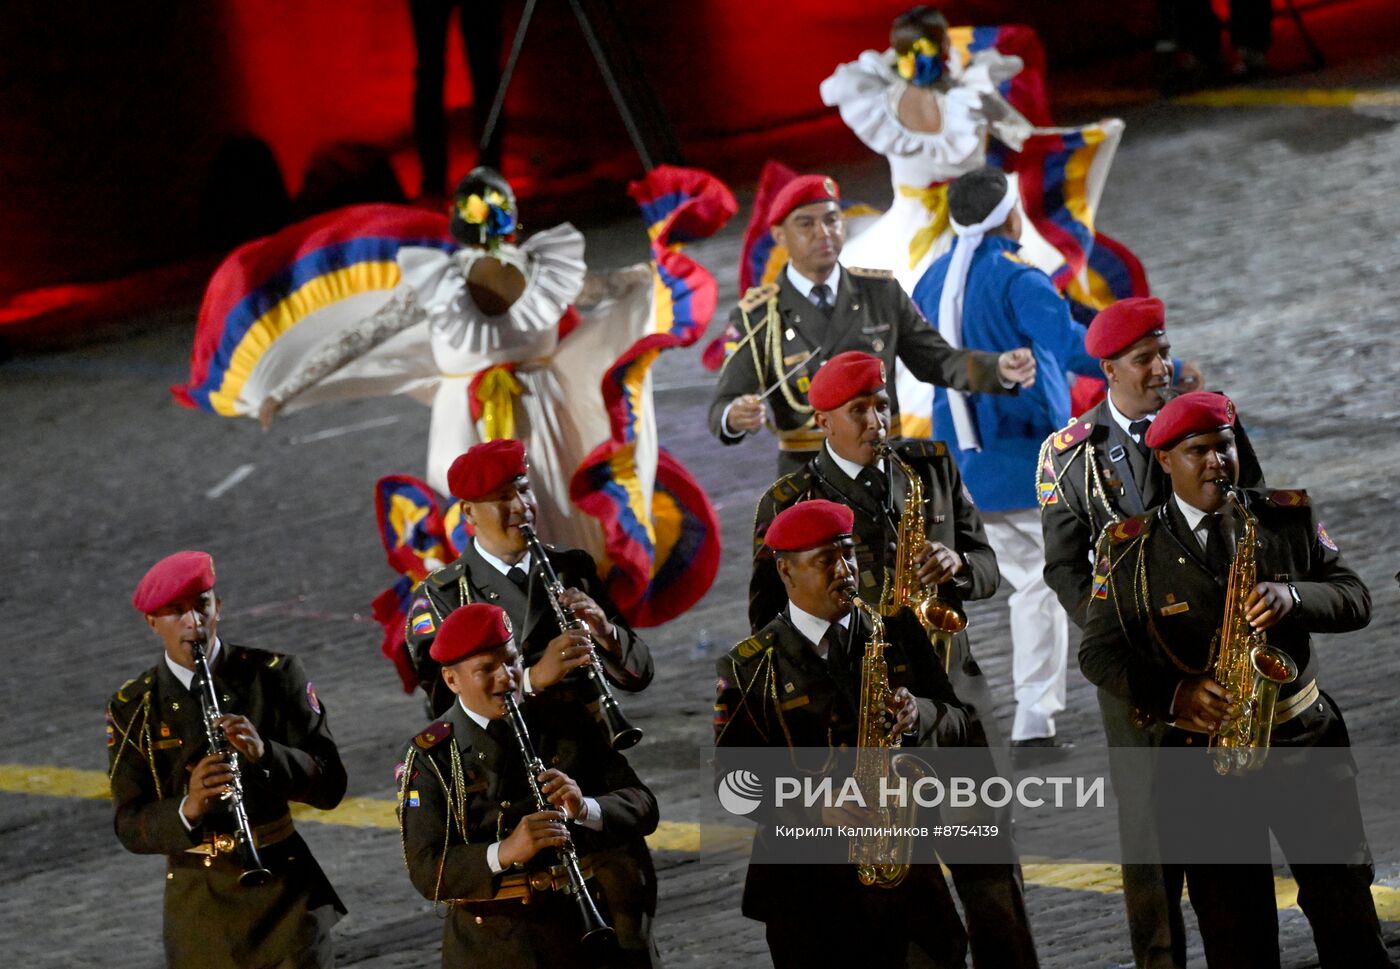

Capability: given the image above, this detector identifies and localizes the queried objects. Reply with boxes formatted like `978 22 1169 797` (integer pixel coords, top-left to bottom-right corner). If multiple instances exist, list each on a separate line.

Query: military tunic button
851 303 860 311
871 338 885 353
785 327 795 341
501 801 510 809
171 702 180 711
488 592 499 601
474 915 484 925
1178 558 1186 565
166 872 174 880
478 752 486 760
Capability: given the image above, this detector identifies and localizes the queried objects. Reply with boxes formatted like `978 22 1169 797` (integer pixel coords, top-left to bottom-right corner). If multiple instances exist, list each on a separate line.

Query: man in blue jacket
911 167 1101 747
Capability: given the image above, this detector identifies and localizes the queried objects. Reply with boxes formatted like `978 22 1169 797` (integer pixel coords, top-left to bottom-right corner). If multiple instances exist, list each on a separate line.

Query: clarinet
517 524 643 750
191 629 272 887
502 693 615 945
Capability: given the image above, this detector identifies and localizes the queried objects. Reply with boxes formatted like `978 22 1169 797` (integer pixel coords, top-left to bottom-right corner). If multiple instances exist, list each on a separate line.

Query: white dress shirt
1173 493 1214 551
787 601 851 660
824 441 885 482
1106 392 1154 446
471 540 543 695
784 261 842 302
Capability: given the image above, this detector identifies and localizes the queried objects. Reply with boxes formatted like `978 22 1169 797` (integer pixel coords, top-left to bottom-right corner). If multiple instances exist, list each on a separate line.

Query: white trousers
981 507 1070 741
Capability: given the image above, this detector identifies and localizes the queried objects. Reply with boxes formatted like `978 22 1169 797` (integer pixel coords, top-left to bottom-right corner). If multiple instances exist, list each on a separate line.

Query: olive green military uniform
106 645 346 969
398 696 659 968
714 610 970 968
1036 400 1266 969
405 540 653 718
1080 489 1388 969
750 439 1002 750
709 266 1008 477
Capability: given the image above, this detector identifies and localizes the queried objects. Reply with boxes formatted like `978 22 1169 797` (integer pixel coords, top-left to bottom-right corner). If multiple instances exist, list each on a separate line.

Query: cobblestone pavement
4 58 1400 968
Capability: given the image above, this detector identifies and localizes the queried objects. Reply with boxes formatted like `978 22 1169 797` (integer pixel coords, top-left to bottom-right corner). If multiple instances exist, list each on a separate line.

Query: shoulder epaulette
1107 514 1152 545
738 282 779 313
846 266 893 279
413 720 453 750
1000 250 1032 267
1051 418 1095 453
111 671 154 707
895 439 948 459
767 470 811 505
734 629 776 660
224 645 285 670
1268 489 1309 508
426 559 466 588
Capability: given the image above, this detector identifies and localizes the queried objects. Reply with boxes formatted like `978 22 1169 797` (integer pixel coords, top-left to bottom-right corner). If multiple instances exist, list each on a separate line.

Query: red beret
769 174 841 227
1085 297 1167 359
1144 391 1236 450
808 351 886 411
765 499 855 552
132 550 216 614
429 603 515 665
447 439 527 501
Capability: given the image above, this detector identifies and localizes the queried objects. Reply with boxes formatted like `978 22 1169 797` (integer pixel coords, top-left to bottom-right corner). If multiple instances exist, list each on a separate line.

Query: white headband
937 180 1018 453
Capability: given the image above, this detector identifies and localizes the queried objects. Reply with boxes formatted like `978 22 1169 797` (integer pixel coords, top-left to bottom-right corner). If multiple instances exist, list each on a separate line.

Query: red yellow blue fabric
172 205 454 414
572 166 732 620
368 168 733 678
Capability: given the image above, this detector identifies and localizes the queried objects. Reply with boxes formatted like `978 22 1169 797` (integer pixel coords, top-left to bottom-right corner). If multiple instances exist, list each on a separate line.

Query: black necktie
810 283 834 316
856 467 887 503
505 566 529 591
1128 419 1152 451
486 717 514 747
819 624 845 671
1203 513 1235 576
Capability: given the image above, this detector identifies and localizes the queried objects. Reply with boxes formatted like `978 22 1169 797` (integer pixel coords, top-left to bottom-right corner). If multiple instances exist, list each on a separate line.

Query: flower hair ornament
455 189 518 250
896 36 946 87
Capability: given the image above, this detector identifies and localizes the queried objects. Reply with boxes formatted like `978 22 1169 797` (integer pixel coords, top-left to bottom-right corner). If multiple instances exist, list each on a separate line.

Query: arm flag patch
1316 522 1338 552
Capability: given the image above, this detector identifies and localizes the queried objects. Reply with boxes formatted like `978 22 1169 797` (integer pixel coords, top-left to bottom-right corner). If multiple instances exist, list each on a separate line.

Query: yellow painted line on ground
1175 87 1400 109
6 763 1398 915
0 763 708 856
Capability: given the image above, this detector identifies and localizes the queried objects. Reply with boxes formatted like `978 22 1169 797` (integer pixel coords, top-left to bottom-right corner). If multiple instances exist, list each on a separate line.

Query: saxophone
1209 485 1298 775
876 443 966 672
846 592 932 888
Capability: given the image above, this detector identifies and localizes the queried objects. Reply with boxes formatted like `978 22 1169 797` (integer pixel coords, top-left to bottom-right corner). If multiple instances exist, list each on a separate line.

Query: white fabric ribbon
936 182 1018 453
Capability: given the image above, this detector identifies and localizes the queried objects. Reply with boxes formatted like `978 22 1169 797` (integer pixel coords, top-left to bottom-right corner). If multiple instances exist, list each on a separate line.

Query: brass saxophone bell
914 595 967 635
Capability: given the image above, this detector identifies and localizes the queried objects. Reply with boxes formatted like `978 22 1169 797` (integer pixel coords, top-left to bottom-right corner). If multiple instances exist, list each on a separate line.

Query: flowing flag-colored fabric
571 166 733 620
172 205 454 415
371 166 734 661
1015 120 1126 290
371 474 456 693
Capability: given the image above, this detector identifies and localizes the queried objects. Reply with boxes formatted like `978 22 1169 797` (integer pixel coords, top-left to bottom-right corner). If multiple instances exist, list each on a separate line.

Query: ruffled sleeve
820 49 981 166
952 52 1033 151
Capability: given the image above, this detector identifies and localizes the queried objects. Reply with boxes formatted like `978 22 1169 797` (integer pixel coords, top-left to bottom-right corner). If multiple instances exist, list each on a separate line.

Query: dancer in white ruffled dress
820 7 1033 293
258 168 655 556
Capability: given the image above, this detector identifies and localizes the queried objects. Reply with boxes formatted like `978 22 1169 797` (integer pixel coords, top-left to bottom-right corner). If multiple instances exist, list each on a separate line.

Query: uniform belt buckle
185 834 239 868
